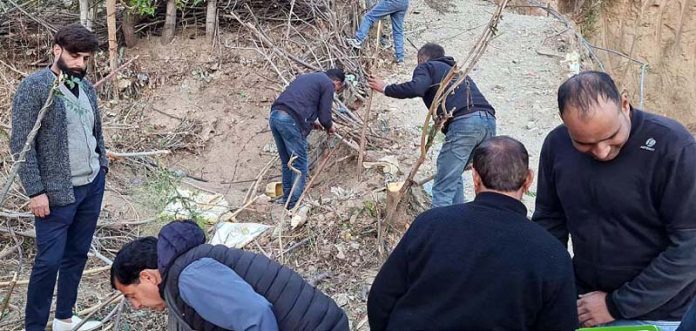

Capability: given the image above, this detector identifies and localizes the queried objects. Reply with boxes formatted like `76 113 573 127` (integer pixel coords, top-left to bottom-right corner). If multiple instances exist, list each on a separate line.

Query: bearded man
11 23 108 331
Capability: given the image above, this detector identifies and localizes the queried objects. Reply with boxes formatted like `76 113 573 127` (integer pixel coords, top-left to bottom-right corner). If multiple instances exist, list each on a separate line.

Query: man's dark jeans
25 168 105 331
269 109 308 209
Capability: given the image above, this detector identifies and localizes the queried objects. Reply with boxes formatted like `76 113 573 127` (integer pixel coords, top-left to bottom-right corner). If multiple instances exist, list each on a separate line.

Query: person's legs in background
432 113 495 208
389 1 408 63
350 0 407 50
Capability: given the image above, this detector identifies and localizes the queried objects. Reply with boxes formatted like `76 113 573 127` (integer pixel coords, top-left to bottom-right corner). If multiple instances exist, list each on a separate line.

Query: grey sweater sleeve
10 76 47 197
607 142 696 318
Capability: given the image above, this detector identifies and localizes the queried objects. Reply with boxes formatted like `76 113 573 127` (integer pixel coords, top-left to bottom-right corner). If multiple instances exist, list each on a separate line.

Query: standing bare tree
106 0 119 98
79 0 95 30
162 0 177 44
122 9 139 47
206 0 217 43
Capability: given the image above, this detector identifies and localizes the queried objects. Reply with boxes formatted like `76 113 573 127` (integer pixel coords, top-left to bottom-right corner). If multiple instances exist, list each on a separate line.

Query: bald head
558 71 622 118
472 136 530 192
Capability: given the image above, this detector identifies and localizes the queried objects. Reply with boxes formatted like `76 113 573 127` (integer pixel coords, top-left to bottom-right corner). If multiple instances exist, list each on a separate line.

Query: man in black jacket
368 136 578 331
368 43 496 208
270 69 344 209
111 220 349 331
534 71 696 330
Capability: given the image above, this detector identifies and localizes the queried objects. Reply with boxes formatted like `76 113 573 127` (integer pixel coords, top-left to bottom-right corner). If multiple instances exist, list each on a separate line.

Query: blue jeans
677 298 696 331
677 300 696 331
604 319 680 331
269 109 308 209
25 168 105 331
355 0 408 61
431 112 496 208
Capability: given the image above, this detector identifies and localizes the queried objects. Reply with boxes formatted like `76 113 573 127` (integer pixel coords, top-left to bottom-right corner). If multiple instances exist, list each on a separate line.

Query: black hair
417 43 445 61
110 236 158 289
54 23 99 53
325 68 345 84
472 136 529 192
557 71 622 117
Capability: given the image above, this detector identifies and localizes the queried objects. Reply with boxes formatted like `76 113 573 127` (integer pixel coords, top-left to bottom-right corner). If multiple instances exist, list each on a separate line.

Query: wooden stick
0 272 18 318
0 210 33 218
107 149 170 158
243 156 278 205
285 0 296 40
279 155 302 264
112 297 126 331
228 194 260 220
357 20 383 180
71 292 122 330
94 56 139 88
6 0 56 33
0 245 18 260
333 132 360 152
98 218 157 230
105 0 118 99
0 59 28 77
415 174 435 186
0 227 35 238
0 265 110 287
291 139 338 213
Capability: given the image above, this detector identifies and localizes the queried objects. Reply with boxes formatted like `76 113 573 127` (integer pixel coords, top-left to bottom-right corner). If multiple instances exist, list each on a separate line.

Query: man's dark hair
54 23 99 53
325 68 345 84
557 71 621 116
472 136 529 192
417 43 445 61
110 236 158 289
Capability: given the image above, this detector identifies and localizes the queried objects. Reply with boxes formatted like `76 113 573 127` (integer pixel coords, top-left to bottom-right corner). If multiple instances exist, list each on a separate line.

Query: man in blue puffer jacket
111 220 349 331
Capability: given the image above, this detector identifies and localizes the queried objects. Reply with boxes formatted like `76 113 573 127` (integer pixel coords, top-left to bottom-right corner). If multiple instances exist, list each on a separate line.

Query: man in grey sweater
10 23 108 331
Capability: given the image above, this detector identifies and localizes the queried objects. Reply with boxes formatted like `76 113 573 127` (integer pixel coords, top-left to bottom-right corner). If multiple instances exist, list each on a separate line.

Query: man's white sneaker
346 38 363 49
52 316 103 331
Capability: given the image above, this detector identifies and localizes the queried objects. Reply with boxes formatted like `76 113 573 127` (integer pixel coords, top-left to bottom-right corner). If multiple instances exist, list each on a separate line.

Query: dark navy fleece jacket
533 109 696 321
271 72 335 137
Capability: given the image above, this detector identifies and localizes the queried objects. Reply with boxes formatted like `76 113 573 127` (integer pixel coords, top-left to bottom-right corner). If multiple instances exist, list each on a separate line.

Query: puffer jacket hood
157 220 206 277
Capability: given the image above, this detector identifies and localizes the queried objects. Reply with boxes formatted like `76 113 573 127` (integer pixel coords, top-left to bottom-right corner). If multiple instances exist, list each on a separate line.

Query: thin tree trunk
123 10 139 48
162 0 177 44
106 0 119 99
79 0 94 30
206 0 218 43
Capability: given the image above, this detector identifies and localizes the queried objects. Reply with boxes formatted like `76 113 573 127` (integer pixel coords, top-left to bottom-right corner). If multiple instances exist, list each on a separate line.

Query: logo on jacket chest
640 138 656 152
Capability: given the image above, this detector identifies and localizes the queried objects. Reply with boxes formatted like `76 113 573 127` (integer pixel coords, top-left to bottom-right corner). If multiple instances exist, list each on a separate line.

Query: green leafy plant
126 0 158 16
176 0 204 7
363 200 378 218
